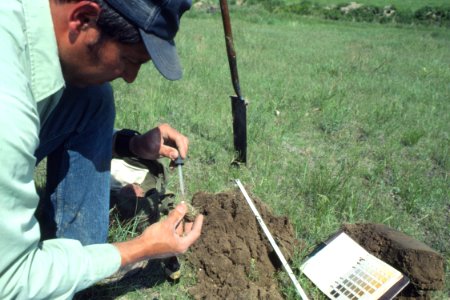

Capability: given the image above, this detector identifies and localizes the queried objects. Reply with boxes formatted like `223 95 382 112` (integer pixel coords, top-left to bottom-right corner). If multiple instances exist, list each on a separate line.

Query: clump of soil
342 223 445 299
187 189 299 300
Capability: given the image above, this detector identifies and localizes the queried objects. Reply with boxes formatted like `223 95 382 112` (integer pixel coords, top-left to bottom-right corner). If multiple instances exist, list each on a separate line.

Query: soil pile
342 223 445 299
187 190 299 300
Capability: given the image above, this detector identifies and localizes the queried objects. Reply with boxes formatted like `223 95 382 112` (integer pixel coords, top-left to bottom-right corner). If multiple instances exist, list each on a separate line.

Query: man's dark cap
104 0 192 80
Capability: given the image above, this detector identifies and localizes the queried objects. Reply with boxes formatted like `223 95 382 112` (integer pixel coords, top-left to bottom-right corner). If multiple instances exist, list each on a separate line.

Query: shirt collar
23 0 65 102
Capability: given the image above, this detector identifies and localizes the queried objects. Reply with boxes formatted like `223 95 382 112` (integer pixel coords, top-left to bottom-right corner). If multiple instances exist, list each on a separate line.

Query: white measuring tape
235 179 309 300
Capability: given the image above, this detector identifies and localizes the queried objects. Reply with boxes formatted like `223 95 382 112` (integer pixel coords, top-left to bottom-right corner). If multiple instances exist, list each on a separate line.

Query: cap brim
140 29 182 81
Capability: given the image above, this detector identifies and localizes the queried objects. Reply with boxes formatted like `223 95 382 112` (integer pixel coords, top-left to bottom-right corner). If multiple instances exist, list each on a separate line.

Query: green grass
102 10 449 299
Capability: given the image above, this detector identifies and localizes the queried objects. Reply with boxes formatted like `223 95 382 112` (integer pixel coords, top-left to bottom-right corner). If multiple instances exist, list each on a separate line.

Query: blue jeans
34 83 115 245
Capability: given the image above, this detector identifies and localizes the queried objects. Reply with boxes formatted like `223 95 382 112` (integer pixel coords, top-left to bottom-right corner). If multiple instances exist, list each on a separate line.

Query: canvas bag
110 157 175 230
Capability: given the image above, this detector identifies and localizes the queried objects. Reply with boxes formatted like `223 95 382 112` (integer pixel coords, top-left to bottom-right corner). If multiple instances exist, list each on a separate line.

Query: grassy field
101 8 450 299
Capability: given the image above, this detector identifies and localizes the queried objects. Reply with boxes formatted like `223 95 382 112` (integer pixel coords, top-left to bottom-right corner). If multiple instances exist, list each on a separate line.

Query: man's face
60 37 151 87
49 0 152 87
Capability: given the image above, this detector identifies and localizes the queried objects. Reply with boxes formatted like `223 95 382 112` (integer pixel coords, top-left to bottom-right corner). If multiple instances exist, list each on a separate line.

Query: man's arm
0 3 121 298
0 57 122 300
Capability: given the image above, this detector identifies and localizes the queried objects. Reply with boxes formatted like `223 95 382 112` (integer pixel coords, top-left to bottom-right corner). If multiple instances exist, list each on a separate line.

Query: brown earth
74 188 445 299
342 223 445 299
186 189 300 300
185 191 446 300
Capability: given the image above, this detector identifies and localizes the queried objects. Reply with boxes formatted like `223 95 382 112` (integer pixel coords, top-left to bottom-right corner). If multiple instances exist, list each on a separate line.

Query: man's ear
68 1 101 37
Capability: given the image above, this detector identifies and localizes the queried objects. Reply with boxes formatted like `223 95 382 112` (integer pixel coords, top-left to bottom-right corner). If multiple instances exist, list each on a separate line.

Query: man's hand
129 123 189 161
113 202 203 267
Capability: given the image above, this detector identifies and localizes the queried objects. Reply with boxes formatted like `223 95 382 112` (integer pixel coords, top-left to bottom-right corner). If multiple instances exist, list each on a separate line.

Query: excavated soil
341 223 445 299
186 190 300 300
76 189 444 299
185 191 445 300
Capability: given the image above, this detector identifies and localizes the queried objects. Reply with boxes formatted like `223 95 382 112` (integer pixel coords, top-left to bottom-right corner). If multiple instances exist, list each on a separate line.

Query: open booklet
301 232 409 300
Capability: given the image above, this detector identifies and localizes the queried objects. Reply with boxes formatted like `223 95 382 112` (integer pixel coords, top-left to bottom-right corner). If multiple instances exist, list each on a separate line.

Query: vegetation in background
194 0 450 26
303 0 450 11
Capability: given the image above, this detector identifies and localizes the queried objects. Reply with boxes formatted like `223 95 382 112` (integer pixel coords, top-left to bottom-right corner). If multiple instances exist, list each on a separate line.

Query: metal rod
175 157 185 199
177 165 185 197
235 179 309 300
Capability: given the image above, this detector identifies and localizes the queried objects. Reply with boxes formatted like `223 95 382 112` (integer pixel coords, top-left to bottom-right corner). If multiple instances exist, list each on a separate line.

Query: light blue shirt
0 0 121 298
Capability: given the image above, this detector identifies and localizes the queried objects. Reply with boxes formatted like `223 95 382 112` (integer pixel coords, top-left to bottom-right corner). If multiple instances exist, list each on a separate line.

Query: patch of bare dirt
187 189 299 299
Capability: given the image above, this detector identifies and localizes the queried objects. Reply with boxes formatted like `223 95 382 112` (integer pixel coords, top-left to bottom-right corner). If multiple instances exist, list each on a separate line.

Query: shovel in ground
219 0 247 165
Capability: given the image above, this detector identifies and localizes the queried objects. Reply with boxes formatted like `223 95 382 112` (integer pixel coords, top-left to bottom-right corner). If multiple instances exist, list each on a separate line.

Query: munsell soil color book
301 232 410 300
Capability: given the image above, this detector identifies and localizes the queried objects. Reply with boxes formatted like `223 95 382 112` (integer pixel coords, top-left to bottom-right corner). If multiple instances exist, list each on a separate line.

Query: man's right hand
113 202 203 267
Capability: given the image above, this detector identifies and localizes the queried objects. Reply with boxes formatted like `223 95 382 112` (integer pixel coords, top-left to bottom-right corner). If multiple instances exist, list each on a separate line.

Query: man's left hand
129 123 188 161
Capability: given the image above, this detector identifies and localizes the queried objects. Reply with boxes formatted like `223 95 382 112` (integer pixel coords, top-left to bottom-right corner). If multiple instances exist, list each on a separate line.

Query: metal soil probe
219 0 247 164
174 156 185 200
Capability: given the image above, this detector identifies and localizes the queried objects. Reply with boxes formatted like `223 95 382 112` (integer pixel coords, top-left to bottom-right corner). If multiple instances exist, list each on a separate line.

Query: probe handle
175 156 184 166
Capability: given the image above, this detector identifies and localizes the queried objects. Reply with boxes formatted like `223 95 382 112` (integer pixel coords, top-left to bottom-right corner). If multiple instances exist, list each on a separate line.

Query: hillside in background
194 0 450 26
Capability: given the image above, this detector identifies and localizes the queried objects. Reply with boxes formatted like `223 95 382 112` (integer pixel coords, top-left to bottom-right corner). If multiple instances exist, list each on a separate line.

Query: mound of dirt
187 190 299 300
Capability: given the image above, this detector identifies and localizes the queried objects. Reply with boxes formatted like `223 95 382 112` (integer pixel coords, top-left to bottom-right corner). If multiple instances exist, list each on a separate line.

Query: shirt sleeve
0 3 121 299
